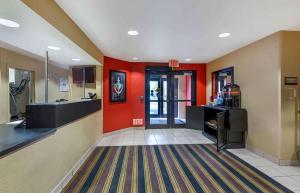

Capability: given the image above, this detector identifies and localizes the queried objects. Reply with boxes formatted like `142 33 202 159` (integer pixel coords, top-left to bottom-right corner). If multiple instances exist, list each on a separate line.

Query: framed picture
110 70 126 102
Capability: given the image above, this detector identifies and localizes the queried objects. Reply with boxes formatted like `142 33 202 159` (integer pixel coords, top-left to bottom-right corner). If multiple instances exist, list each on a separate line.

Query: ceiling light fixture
72 58 81 61
128 30 139 36
132 57 139 60
218 33 231 38
48 46 61 51
0 18 20 28
185 58 192 62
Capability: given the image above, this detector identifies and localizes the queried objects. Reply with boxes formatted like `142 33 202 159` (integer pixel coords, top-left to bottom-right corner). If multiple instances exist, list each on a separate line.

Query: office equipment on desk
222 83 241 108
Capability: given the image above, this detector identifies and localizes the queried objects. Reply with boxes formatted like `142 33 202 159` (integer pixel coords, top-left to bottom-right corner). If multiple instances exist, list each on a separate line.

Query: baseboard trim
51 136 103 193
103 127 145 137
279 159 300 166
246 144 280 165
246 144 300 166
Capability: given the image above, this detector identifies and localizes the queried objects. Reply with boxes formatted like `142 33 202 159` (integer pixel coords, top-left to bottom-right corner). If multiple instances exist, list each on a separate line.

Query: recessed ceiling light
132 57 139 60
0 18 20 28
185 58 192 62
128 30 139 36
72 58 81 61
48 46 61 51
218 33 231 38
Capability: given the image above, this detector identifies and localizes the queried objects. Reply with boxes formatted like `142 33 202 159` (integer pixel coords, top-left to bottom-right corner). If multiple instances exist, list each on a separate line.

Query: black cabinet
202 106 247 151
186 106 204 130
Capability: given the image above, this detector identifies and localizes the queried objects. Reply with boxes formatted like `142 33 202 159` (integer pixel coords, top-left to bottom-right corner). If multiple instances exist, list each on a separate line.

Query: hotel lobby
1 0 300 192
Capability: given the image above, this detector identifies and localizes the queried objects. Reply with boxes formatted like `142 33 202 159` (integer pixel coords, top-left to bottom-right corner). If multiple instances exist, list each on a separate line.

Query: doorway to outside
145 66 196 129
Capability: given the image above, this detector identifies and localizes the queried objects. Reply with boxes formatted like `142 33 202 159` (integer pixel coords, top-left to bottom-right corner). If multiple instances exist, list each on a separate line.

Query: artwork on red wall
110 70 126 102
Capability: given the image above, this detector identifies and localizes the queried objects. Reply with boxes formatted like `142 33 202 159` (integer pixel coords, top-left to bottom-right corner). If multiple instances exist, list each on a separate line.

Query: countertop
0 122 56 158
0 99 102 158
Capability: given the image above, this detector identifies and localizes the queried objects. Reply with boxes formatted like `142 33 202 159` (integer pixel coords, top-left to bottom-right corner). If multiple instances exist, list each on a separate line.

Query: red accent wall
103 56 206 133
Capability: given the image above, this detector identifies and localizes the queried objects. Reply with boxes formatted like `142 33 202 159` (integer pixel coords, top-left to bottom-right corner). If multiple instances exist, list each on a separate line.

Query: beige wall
0 48 69 123
280 31 300 161
0 48 104 193
207 33 282 159
0 111 102 193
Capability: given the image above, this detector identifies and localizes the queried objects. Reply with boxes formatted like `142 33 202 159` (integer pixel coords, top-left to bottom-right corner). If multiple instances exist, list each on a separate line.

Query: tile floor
98 128 300 192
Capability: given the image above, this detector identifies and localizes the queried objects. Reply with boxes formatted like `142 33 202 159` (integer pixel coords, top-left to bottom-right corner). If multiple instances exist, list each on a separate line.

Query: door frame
145 66 197 129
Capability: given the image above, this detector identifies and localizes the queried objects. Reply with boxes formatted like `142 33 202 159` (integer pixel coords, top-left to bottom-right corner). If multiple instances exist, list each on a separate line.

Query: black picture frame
109 70 126 102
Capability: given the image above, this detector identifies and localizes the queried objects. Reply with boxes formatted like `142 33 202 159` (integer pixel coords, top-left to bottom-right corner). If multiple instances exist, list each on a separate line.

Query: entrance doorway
145 66 196 129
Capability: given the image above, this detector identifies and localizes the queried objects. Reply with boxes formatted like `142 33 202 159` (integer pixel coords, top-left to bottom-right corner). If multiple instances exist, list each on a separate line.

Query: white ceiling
0 0 100 68
56 0 300 63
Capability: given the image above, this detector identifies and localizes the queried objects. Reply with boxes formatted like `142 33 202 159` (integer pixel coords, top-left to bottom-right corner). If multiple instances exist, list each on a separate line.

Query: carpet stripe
176 145 233 193
123 147 134 193
169 145 206 193
143 146 153 193
150 144 167 192
90 147 118 193
187 144 253 193
158 146 185 193
145 146 161 193
170 145 221 193
203 145 289 193
99 147 123 193
108 146 126 193
199 145 264 193
78 147 109 193
137 146 146 193
178 145 232 193
131 146 138 193
207 144 293 193
116 146 130 193
62 144 293 193
224 149 294 193
87 147 117 193
160 146 196 193
153 146 176 193
62 148 104 193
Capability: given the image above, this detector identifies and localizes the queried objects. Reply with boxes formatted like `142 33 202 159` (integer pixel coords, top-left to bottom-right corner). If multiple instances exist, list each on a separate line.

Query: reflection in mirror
9 68 34 121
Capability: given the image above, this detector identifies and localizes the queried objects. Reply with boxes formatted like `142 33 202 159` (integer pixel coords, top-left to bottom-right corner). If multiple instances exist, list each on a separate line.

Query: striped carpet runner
62 144 292 193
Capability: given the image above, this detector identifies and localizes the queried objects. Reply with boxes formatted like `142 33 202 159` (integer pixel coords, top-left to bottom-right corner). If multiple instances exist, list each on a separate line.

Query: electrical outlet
133 119 143 126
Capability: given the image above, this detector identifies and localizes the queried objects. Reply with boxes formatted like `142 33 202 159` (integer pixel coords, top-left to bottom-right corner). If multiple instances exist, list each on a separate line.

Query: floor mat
62 144 292 193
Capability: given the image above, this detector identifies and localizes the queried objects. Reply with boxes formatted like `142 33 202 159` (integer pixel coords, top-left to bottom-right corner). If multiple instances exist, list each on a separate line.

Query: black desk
26 99 101 128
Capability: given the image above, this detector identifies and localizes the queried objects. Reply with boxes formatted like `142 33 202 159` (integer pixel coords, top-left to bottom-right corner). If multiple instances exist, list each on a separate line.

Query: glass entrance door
145 67 196 129
148 73 169 127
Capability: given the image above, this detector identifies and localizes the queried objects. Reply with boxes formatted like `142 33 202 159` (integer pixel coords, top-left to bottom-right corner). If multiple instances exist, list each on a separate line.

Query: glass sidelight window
172 73 193 126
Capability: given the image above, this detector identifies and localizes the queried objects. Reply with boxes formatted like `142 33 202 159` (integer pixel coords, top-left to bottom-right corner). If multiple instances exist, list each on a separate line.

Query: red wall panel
103 57 132 133
103 57 206 133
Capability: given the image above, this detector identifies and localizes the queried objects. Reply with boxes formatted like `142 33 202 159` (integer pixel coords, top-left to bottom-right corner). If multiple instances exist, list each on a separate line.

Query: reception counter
0 99 101 158
26 99 102 128
0 99 103 193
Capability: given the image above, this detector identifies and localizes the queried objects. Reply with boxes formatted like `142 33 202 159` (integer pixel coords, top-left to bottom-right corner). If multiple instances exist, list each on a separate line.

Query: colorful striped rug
62 144 292 193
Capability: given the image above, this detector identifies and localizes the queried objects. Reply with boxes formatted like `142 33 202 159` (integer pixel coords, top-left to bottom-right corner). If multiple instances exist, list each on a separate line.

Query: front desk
0 99 102 193
26 99 102 128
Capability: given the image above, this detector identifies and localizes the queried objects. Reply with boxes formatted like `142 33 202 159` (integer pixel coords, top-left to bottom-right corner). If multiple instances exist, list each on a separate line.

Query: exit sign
169 59 179 68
